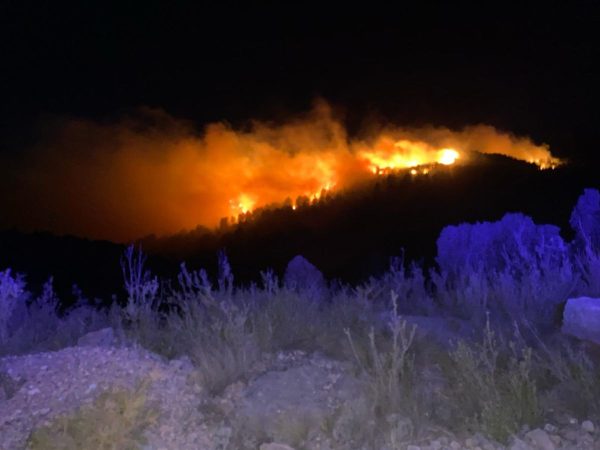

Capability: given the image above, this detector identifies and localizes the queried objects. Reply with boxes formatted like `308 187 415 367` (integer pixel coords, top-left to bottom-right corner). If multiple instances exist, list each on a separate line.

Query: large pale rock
525 428 555 450
562 297 600 345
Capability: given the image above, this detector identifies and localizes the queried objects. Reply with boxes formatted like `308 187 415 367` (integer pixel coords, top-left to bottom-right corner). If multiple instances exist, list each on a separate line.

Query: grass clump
527 329 600 420
345 291 417 418
440 317 543 443
27 377 159 450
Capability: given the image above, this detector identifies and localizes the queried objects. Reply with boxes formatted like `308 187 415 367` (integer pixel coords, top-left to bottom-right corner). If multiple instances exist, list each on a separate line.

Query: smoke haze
0 101 560 242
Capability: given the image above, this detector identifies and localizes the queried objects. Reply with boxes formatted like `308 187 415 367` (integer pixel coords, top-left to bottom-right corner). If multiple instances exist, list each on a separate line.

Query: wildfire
230 194 256 215
361 139 461 175
224 135 465 218
438 148 460 165
1 102 564 241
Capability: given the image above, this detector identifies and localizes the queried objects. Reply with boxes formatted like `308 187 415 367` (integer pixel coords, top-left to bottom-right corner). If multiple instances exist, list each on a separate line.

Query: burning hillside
0 101 562 242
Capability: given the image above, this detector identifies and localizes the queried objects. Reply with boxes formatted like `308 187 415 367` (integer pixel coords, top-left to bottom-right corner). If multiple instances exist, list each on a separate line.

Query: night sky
1 2 597 154
0 1 599 242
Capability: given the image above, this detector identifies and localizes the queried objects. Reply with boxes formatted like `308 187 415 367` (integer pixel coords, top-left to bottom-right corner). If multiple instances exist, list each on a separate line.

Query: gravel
1 340 599 450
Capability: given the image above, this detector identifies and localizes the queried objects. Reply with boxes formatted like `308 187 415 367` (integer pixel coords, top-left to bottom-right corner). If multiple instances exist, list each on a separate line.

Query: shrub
121 259 263 395
2 277 111 357
440 318 542 443
570 188 600 254
120 245 159 324
569 189 600 296
433 213 575 329
383 255 434 314
343 291 421 445
436 213 567 280
526 328 600 419
167 291 261 395
27 377 159 450
0 269 28 345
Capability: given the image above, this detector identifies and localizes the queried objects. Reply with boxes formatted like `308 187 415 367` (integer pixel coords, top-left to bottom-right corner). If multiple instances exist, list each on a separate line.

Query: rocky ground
1 328 599 450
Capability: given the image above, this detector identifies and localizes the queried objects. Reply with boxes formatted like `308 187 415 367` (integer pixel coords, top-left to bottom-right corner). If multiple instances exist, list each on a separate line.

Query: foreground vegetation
2 189 600 448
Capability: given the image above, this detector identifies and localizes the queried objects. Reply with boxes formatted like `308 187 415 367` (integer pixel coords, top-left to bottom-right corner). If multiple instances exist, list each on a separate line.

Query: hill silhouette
1 154 597 306
137 155 589 280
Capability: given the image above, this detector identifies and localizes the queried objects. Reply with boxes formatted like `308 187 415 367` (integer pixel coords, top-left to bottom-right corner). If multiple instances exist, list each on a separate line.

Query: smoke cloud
0 101 561 242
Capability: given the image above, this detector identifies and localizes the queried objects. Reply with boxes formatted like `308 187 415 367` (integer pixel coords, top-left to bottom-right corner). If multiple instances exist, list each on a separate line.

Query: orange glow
0 101 564 241
438 148 459 165
359 140 462 174
230 194 256 215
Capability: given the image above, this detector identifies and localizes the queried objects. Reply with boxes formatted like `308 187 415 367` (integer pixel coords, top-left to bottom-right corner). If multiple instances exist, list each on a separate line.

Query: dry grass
4 242 600 448
27 378 159 450
438 318 543 442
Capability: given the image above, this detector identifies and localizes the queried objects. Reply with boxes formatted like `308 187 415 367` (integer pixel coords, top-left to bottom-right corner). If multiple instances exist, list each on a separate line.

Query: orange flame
0 102 563 241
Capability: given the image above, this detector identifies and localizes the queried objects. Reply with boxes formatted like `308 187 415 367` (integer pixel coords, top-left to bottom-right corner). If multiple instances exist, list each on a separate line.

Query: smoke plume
0 101 561 242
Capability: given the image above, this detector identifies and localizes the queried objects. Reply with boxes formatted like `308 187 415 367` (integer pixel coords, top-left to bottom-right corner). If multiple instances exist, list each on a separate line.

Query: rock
562 297 600 344
464 438 477 448
283 255 327 300
429 439 442 449
561 429 580 442
77 327 116 347
259 444 296 450
508 437 532 450
525 428 555 450
234 357 364 446
582 420 595 433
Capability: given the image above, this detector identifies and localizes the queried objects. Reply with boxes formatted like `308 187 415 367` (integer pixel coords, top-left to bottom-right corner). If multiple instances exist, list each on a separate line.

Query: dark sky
1 1 598 162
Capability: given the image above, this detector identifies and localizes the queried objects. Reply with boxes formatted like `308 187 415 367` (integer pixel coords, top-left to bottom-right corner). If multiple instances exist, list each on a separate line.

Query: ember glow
0 102 563 242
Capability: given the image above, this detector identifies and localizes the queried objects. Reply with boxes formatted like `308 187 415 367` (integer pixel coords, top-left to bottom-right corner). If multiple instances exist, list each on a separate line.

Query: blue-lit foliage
3 190 600 447
569 188 600 296
570 188 600 254
434 212 575 329
436 213 567 279
0 269 28 345
2 188 600 355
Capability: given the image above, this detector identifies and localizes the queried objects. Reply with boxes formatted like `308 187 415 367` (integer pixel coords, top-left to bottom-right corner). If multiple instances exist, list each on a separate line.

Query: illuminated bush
436 213 567 279
434 213 573 327
569 188 600 296
570 188 600 254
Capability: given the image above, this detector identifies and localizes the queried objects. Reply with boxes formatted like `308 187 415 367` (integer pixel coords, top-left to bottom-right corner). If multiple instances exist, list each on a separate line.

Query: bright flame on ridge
438 148 460 165
358 138 463 175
